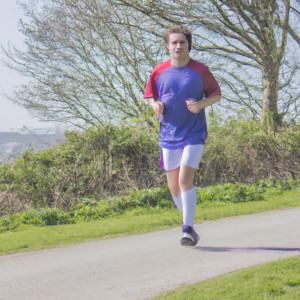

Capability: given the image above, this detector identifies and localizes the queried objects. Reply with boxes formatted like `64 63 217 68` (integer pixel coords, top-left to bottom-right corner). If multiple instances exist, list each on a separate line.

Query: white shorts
162 144 205 171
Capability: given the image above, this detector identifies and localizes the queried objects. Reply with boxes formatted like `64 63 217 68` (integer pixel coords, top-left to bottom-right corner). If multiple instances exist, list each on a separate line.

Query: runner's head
164 25 192 53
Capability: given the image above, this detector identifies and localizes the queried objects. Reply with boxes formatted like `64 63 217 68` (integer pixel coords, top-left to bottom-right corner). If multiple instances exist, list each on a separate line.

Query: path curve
1 207 300 300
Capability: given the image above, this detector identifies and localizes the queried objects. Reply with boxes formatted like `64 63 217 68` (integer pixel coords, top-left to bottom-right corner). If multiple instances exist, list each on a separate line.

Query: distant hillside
0 132 64 164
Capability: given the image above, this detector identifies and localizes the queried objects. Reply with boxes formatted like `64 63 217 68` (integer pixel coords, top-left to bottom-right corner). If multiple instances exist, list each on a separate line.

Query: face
167 33 190 60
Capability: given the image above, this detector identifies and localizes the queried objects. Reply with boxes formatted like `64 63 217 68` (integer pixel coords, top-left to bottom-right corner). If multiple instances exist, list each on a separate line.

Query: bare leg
179 165 196 192
166 165 196 195
166 167 180 196
166 167 183 212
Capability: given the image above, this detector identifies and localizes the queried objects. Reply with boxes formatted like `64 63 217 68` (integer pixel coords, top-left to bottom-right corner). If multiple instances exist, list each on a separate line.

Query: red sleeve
143 60 172 99
143 71 159 99
203 67 222 98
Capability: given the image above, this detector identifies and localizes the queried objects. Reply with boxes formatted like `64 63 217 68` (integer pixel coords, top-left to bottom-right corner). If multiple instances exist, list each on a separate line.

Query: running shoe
180 225 200 246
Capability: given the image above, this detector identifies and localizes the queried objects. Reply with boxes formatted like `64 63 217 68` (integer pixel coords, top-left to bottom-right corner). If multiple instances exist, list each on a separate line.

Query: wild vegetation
1 1 300 233
0 118 299 218
1 177 299 231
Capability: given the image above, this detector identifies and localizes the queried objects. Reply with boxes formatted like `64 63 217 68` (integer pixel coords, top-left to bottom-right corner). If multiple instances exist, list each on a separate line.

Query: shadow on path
193 246 300 252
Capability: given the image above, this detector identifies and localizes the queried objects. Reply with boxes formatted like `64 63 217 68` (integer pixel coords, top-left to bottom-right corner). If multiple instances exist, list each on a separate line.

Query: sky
0 0 52 132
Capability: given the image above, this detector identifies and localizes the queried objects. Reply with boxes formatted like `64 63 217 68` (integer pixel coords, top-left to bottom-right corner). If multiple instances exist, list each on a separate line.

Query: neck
171 56 190 68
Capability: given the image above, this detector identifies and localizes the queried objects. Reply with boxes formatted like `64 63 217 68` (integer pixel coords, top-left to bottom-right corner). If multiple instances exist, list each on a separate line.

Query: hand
152 101 165 118
186 99 202 114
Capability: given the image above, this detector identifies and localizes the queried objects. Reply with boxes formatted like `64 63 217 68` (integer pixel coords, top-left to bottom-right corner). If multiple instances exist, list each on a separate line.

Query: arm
147 97 165 118
186 94 222 114
187 66 222 113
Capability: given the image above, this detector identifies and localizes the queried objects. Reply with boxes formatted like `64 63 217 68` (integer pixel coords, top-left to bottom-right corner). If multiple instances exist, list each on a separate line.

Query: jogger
144 25 222 246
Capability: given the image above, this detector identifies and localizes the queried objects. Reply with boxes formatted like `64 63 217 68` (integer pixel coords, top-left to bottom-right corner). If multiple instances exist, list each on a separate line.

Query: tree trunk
262 60 280 131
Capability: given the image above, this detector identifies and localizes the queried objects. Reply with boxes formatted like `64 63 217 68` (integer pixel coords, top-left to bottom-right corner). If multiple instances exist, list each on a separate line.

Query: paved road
1 207 300 300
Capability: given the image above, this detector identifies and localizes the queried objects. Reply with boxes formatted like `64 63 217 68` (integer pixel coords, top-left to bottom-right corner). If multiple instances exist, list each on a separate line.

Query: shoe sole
180 233 200 246
180 237 194 246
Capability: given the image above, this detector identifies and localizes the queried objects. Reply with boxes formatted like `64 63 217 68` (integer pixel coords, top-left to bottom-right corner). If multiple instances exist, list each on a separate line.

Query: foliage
0 124 164 214
1 178 299 232
196 178 300 207
0 119 300 216
195 117 300 186
0 208 73 231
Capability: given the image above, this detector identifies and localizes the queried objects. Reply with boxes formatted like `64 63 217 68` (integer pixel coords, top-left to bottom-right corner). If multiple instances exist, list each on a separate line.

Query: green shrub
195 117 300 187
1 119 300 216
254 178 298 196
196 183 264 207
0 124 164 214
1 179 299 232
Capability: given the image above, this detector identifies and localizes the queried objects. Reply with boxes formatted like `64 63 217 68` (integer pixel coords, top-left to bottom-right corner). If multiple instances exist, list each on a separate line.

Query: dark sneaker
180 225 200 246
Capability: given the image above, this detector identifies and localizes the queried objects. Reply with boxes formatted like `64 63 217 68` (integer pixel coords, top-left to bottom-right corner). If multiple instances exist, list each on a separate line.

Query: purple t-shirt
144 59 221 150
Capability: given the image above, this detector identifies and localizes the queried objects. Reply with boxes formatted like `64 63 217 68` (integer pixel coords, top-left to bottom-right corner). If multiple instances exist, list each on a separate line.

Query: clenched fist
186 99 203 114
152 101 165 118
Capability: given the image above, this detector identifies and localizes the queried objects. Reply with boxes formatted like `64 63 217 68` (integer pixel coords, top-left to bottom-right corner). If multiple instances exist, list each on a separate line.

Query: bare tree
2 0 169 128
3 0 300 130
113 0 300 129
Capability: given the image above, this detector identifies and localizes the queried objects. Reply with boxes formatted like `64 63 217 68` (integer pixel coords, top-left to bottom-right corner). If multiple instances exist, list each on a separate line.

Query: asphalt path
1 207 300 300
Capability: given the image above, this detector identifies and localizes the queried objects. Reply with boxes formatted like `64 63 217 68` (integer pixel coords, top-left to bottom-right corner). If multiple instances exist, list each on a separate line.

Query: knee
179 175 189 190
179 172 194 192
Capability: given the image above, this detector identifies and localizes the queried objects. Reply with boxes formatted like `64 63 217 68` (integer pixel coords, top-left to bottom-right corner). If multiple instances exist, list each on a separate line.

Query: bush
0 124 165 214
1 179 299 232
0 119 300 216
196 117 300 186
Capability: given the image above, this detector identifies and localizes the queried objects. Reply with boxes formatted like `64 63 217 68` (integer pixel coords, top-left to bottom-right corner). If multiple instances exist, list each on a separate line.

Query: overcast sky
0 0 52 132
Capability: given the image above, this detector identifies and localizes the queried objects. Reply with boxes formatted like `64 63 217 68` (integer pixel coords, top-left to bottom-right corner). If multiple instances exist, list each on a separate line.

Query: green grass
153 256 300 299
1 187 300 256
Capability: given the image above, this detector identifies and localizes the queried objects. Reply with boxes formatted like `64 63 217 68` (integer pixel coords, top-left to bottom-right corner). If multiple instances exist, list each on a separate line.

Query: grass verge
153 256 300 299
1 187 300 256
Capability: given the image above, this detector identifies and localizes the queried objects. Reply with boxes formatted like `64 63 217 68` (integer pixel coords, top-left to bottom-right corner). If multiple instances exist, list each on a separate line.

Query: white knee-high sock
171 188 183 213
182 187 197 227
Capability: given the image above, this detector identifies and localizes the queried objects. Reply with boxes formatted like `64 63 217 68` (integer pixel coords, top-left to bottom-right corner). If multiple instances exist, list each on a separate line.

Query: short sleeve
143 71 159 99
203 68 222 98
